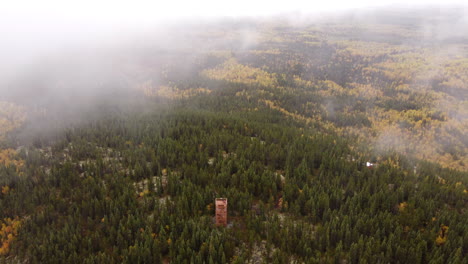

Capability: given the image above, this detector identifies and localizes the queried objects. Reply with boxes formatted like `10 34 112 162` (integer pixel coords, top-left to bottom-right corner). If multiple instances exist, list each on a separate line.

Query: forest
0 7 467 264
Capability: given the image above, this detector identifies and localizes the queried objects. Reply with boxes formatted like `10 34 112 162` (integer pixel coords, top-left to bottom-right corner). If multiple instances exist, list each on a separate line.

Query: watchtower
215 198 228 227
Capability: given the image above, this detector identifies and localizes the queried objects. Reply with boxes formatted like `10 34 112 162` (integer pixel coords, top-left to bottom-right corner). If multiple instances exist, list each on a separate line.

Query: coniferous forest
1 7 467 264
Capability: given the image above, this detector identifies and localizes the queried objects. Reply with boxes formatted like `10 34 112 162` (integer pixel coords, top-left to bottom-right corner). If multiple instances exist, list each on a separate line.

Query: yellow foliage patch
438 177 447 185
201 58 278 87
261 99 324 125
435 225 449 246
0 217 21 256
398 202 408 212
334 40 407 57
0 101 27 141
135 81 212 99
1 186 9 195
0 149 24 169
139 189 150 197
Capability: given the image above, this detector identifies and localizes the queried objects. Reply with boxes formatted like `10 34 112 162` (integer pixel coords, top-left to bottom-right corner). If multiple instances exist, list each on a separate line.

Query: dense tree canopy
0 8 467 263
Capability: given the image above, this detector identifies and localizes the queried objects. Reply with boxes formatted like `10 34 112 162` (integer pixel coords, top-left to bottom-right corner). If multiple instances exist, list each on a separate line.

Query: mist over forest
0 5 467 263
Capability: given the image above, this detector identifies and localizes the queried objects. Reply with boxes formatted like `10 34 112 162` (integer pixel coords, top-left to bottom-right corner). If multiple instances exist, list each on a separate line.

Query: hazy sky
1 0 466 41
2 0 467 40
1 0 466 80
2 0 467 25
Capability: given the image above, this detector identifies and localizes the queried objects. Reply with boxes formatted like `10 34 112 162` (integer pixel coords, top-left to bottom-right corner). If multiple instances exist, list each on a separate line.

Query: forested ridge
1 8 468 263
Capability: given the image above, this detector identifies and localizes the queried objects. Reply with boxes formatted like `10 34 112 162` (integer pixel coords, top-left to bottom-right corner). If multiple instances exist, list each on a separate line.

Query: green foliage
1 10 467 263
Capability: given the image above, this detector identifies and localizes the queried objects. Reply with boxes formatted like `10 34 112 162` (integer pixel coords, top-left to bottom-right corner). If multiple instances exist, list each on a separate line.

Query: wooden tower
215 198 228 227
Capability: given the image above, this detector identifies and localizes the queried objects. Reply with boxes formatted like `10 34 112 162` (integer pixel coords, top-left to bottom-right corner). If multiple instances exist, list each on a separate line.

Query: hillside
0 8 467 264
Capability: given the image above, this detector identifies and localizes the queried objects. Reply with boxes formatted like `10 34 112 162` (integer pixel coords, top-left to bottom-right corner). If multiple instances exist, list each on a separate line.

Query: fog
0 1 467 168
2 0 466 72
1 2 466 104
1 1 466 92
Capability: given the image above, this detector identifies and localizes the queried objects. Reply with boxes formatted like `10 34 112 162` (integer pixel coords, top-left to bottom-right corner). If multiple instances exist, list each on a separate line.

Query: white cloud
0 0 466 76
2 0 467 24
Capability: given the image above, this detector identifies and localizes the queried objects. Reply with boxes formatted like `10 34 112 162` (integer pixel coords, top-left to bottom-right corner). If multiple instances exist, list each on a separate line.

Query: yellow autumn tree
0 217 21 256
435 225 449 246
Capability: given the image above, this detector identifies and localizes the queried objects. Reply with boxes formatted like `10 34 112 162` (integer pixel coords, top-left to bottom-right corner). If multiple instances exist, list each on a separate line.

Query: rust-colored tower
215 198 228 227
